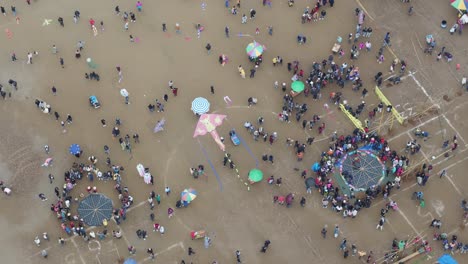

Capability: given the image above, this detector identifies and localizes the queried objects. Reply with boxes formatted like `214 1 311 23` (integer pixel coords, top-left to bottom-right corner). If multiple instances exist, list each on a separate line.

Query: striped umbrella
451 0 468 10
181 188 198 203
191 97 210 115
246 42 264 58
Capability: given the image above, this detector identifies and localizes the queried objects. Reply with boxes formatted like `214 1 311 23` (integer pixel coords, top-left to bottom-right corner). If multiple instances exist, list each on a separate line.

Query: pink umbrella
193 114 227 151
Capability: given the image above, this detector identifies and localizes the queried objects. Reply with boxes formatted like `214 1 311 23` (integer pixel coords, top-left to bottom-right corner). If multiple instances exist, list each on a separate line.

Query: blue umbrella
312 162 320 172
77 194 113 226
438 254 458 264
191 97 210 115
69 144 81 155
123 259 137 264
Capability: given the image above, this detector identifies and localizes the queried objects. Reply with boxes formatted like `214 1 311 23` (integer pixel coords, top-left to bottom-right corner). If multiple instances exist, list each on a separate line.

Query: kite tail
198 139 223 191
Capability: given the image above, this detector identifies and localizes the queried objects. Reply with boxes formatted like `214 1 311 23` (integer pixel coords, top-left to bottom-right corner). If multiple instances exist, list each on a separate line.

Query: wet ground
1 0 468 263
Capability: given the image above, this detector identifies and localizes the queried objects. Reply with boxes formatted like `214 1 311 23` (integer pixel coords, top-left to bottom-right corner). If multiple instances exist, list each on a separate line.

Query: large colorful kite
193 114 226 151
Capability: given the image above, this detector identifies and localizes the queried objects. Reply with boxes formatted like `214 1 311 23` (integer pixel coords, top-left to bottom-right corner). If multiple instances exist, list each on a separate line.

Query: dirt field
1 0 468 263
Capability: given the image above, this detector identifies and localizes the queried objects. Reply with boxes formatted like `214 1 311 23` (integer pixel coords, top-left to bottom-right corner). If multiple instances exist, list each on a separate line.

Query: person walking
339 238 347 250
321 225 327 238
440 169 447 178
334 225 340 238
260 240 271 253
156 194 161 205
168 207 174 218
48 174 54 184
235 250 242 263
376 217 385 231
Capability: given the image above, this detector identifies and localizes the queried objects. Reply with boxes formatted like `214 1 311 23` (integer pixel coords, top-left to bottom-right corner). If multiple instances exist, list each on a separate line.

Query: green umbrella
291 81 305 93
248 169 263 183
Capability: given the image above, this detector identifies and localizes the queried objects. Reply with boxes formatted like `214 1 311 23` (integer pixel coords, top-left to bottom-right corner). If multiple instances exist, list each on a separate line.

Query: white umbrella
120 89 129 97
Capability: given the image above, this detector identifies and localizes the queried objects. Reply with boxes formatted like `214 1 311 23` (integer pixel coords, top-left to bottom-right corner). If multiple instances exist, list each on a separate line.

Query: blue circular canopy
69 144 81 155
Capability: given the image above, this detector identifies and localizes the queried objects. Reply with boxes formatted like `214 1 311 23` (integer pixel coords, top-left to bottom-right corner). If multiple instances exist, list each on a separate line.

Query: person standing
235 250 242 263
205 43 212 55
54 187 60 198
344 249 349 258
116 66 123 83
60 57 64 68
250 68 256 78
440 169 447 178
147 248 155 259
225 26 230 38
188 247 195 256
163 94 168 102
128 246 136 255
210 85 215 94
136 1 143 12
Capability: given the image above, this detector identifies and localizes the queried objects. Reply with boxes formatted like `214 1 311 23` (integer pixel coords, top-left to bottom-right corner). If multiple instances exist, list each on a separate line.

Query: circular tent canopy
248 169 263 183
338 149 385 192
291 81 305 93
77 193 113 226
191 97 210 115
